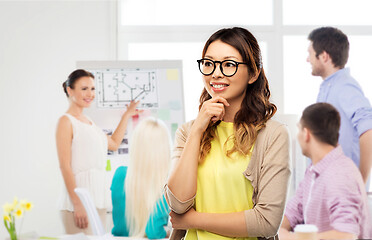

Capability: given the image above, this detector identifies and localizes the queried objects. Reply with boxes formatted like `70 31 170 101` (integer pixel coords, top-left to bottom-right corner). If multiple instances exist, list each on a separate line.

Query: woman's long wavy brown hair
199 27 277 161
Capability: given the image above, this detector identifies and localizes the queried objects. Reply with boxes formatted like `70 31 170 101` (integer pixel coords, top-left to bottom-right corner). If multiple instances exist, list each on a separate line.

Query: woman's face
202 40 250 105
68 76 95 108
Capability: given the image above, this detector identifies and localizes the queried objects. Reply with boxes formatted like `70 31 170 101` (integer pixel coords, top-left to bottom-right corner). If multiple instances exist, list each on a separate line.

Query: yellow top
185 121 257 240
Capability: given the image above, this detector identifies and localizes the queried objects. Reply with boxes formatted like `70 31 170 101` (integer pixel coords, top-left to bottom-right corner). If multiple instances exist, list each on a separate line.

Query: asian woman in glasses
166 27 291 240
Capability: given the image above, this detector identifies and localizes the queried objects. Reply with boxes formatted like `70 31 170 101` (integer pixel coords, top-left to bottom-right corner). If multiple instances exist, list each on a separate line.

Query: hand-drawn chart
91 69 159 108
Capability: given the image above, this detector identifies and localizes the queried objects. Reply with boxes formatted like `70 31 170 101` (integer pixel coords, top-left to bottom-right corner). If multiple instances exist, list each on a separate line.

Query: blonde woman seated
111 117 171 239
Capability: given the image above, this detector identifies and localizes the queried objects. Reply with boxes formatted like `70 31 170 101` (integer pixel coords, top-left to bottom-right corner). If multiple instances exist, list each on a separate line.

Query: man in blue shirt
307 27 372 186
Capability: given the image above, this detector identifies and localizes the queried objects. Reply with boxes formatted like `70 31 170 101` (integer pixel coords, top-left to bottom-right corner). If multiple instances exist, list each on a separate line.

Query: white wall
0 1 115 238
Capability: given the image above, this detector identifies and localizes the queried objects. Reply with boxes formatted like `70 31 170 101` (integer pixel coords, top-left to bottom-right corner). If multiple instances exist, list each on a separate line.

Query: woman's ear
248 69 261 84
66 86 72 97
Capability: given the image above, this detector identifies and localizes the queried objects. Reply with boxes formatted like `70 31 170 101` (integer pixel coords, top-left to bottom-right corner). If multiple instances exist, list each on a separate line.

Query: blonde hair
124 117 171 237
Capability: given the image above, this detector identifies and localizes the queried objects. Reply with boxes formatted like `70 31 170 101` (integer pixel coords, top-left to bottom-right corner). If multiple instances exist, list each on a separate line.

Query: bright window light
283 0 372 25
259 42 268 73
283 36 321 115
121 0 273 25
348 36 372 103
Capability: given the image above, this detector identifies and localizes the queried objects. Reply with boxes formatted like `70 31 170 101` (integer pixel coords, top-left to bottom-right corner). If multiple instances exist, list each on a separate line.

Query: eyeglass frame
197 58 248 77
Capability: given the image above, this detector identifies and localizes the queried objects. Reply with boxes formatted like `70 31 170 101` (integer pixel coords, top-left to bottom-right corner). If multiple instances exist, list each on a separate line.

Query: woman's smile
210 82 230 92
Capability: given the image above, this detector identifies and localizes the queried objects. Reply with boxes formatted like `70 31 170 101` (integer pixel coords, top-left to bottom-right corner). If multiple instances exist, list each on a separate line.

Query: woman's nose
88 90 95 97
212 63 223 78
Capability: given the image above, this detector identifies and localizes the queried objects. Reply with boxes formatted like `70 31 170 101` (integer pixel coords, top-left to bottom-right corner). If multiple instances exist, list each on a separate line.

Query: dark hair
301 103 340 147
62 69 94 97
308 27 349 68
199 27 276 160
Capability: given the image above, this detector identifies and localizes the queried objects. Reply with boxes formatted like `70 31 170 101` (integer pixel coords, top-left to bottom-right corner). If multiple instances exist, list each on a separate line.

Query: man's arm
278 216 296 240
280 217 356 240
359 129 372 184
279 229 356 240
281 216 292 231
335 81 372 184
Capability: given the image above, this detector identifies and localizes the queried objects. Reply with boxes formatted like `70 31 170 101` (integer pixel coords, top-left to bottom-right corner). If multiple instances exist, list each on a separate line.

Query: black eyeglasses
197 58 247 77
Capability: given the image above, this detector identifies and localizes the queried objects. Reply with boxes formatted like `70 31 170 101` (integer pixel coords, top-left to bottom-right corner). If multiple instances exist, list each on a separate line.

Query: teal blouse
111 166 169 239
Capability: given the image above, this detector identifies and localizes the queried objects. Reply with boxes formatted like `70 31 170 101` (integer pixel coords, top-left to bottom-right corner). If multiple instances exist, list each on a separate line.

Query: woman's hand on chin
193 96 230 133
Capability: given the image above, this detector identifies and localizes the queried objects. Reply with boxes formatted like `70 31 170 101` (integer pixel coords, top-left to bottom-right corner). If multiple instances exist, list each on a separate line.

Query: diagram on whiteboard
92 69 159 108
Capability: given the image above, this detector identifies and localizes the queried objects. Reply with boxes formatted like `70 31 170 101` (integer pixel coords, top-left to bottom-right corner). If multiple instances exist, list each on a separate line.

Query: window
283 0 372 25
283 36 321 114
347 36 372 99
121 0 273 26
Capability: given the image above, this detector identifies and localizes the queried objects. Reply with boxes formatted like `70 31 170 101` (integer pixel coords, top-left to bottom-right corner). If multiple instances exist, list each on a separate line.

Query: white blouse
59 113 109 211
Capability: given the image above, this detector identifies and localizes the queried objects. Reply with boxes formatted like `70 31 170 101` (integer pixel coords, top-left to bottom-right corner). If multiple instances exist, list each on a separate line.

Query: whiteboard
76 60 185 210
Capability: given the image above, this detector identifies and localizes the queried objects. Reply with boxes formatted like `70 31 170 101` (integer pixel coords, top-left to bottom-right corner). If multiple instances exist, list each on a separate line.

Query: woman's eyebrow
204 55 240 60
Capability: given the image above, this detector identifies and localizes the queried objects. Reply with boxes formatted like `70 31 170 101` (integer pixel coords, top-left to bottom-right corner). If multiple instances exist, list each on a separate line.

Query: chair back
74 188 106 236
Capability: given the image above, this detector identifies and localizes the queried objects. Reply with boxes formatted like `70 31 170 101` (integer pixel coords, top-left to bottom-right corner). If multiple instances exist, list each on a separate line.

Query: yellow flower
3 214 11 222
20 200 33 211
14 208 23 218
11 197 19 209
2 203 13 214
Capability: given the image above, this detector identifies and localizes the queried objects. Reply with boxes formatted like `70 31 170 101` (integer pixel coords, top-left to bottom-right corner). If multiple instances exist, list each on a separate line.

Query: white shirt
59 113 109 211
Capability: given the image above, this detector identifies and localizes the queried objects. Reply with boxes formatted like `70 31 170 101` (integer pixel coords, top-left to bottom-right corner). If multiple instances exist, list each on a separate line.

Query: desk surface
60 234 167 240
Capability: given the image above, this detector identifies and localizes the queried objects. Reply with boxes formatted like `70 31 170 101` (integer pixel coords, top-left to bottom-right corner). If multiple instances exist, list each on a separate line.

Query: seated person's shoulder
114 166 128 177
322 158 363 194
111 166 128 188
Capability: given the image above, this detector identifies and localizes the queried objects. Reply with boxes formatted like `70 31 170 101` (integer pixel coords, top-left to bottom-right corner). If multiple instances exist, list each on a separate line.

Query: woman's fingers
193 96 228 132
75 213 88 229
80 216 88 229
205 104 225 120
209 96 230 107
83 216 88 228
75 215 81 228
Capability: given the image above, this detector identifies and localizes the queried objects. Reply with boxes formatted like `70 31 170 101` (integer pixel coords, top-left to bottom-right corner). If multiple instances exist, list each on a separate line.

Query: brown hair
199 27 276 161
308 27 349 68
62 69 94 97
301 103 340 147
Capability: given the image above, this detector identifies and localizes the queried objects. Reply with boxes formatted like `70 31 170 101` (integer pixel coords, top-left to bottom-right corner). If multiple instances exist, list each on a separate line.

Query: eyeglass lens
199 59 238 77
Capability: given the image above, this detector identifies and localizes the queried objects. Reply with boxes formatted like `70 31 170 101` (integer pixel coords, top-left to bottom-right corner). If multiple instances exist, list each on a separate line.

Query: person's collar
323 68 349 82
310 145 344 176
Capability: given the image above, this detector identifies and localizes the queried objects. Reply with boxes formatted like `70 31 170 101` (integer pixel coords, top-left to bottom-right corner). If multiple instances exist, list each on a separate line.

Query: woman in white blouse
56 69 140 234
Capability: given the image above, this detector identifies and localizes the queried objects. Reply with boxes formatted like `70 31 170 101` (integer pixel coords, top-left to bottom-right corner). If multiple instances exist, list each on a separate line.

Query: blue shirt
317 68 372 167
111 166 169 239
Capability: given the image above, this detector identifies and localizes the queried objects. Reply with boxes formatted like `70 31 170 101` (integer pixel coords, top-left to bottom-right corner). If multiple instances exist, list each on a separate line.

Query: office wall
0 1 115 238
